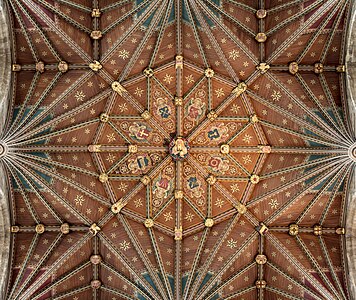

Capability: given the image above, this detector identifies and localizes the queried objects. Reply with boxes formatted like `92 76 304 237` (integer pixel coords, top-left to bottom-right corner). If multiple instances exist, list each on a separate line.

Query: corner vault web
2 1 355 300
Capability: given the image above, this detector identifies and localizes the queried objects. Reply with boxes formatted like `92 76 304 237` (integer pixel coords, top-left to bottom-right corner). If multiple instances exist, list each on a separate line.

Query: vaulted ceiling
2 0 355 299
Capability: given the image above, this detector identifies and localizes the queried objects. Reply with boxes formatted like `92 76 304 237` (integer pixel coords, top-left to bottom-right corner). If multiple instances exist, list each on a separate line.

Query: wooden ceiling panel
3 0 354 299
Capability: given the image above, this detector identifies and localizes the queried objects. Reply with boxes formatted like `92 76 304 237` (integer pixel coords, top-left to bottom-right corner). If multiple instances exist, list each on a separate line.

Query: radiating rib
182 228 210 299
6 72 62 143
118 214 169 299
190 0 240 82
31 262 91 300
267 0 304 14
7 71 93 143
248 156 349 207
7 154 93 224
36 0 92 34
204 261 256 300
6 163 40 223
261 155 345 180
55 0 91 13
15 233 64 300
21 0 92 62
295 73 352 143
99 232 163 300
101 0 132 13
267 233 335 299
13 88 111 143
260 119 349 148
266 262 324 300
203 0 255 36
101 261 157 300
100 286 137 300
295 163 351 224
176 0 183 54
224 287 257 300
6 234 40 300
224 0 256 13
8 0 39 61
266 0 338 64
186 214 243 300
9 119 99 147
196 0 259 65
148 0 174 68
183 0 209 67
5 72 40 138
319 236 348 300
319 164 351 225
295 235 342 300
9 152 110 209
7 157 64 223
294 1 344 64
52 286 92 300
320 1 348 63
118 0 172 81
319 73 352 140
266 0 324 36
102 0 152 34
15 152 98 178
195 233 258 300
13 0 61 60
101 1 161 63
148 228 175 300
246 89 348 145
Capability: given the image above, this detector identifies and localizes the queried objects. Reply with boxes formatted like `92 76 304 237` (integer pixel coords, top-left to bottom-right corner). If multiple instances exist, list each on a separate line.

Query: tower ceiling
2 1 355 299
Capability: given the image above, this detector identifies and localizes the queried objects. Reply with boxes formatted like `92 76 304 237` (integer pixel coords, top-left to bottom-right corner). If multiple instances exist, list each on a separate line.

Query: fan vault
0 0 355 299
